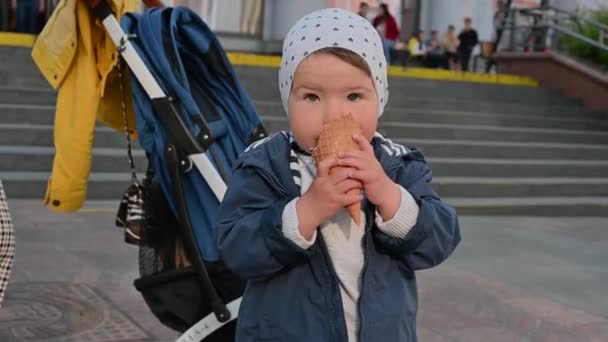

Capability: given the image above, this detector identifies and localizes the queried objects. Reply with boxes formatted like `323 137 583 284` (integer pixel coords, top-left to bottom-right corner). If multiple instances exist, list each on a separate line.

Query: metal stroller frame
92 1 244 341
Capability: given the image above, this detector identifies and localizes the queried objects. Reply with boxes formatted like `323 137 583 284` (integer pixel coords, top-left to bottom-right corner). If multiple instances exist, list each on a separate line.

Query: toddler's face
288 53 379 152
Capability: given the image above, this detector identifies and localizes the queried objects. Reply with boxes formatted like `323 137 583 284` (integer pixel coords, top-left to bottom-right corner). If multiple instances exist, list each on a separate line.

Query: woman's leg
16 0 26 32
440 55 449 69
383 39 395 65
27 0 38 34
16 0 36 33
460 49 472 71
0 0 9 31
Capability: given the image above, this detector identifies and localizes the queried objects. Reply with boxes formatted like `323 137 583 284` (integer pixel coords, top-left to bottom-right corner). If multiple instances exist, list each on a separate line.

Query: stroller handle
91 0 166 99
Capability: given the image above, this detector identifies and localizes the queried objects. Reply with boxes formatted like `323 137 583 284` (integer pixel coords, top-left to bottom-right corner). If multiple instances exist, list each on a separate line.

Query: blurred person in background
0 0 9 31
408 30 425 65
357 2 369 20
457 17 479 71
443 25 460 70
425 30 448 69
373 3 399 65
15 0 38 33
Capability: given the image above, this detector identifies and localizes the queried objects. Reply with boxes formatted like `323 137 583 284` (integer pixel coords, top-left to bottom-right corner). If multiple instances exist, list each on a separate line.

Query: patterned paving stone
0 282 152 341
418 269 608 342
2 200 607 341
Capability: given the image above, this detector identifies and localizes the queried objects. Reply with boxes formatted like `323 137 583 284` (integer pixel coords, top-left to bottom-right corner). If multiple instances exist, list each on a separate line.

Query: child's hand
296 158 363 239
337 134 401 221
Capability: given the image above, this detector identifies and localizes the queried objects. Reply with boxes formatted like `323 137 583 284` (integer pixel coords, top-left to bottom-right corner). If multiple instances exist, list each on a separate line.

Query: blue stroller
92 2 266 341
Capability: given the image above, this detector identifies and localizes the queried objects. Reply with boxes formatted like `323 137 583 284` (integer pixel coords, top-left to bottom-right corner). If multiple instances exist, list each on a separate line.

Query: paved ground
0 199 607 341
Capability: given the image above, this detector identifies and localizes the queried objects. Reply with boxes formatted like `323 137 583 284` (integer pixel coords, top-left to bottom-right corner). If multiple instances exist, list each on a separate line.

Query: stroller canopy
121 7 264 261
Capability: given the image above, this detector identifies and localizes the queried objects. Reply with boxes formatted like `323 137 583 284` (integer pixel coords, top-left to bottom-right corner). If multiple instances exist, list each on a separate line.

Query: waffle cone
313 114 363 224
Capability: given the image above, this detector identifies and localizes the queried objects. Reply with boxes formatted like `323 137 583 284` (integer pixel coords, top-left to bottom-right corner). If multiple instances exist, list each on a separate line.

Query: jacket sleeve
389 16 400 39
216 166 314 280
372 157 461 270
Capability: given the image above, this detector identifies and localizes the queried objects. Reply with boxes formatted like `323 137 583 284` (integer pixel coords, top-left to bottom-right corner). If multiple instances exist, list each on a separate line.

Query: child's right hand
295 158 363 240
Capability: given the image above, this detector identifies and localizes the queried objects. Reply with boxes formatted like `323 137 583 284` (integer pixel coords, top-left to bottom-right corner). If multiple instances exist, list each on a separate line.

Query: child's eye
347 93 362 102
304 93 319 102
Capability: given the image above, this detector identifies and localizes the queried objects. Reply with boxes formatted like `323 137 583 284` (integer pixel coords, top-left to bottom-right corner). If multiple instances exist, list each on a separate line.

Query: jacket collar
236 130 421 196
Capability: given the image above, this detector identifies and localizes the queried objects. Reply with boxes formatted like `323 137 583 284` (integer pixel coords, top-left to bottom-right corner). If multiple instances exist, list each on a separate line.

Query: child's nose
323 100 347 122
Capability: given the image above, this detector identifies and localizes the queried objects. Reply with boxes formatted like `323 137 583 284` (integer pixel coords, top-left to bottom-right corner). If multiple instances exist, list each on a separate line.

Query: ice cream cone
313 113 363 224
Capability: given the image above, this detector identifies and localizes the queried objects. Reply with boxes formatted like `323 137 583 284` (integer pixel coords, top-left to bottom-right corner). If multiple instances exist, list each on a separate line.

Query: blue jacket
216 132 461 341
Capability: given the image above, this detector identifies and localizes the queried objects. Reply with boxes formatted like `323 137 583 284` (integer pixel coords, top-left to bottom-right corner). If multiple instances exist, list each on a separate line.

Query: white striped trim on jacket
242 131 411 192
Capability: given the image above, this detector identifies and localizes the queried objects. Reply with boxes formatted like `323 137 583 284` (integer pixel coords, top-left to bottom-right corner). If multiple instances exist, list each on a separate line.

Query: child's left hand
338 134 401 220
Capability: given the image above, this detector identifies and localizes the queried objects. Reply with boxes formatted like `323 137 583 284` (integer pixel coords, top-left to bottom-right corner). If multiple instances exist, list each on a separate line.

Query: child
443 25 460 70
216 8 460 342
458 17 479 71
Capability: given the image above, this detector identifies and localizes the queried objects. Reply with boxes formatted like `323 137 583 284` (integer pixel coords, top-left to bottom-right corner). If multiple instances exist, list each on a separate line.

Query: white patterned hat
279 8 389 117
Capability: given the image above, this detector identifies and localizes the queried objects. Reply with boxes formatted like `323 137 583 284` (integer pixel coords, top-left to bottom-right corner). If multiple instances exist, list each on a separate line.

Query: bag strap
117 53 140 187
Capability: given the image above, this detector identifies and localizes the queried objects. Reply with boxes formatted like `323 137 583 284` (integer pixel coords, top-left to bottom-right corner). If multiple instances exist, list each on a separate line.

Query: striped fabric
243 131 411 192
0 180 15 307
243 131 304 189
287 133 303 188
374 132 411 157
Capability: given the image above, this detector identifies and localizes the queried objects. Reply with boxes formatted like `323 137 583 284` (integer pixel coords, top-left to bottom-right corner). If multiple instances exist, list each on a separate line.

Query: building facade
159 0 403 52
158 0 600 53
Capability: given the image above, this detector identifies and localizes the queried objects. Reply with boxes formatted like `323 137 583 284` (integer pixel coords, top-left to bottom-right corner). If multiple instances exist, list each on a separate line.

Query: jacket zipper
329 281 337 342
318 235 339 342
358 206 374 342
252 165 341 341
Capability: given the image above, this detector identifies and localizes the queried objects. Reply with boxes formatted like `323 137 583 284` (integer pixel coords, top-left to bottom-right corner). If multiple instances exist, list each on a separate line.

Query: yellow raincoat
32 0 140 212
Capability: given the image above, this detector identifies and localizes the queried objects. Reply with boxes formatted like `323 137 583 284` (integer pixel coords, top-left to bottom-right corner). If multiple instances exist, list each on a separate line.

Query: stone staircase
1 46 608 216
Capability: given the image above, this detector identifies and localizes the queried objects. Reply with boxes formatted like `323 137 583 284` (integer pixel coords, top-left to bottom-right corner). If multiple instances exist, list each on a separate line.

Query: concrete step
5 104 608 144
387 109 607 131
396 138 608 160
3 88 600 121
447 197 608 216
0 171 132 200
0 124 137 149
428 158 608 178
433 177 608 198
0 96 608 132
254 101 608 131
378 122 608 145
0 87 55 106
0 70 50 88
0 146 147 173
4 172 607 207
0 104 55 124
4 147 598 179
0 57 581 107
0 46 35 58
4 124 608 161
0 50 563 98
260 116 608 145
0 104 608 141
0 47 584 107
234 65 580 105
3 46 607 217
383 97 593 119
4 171 606 216
417 100 604 120
241 80 587 113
